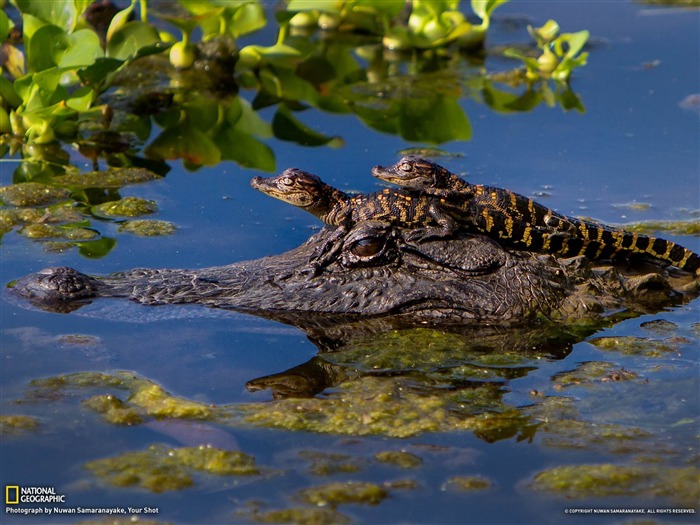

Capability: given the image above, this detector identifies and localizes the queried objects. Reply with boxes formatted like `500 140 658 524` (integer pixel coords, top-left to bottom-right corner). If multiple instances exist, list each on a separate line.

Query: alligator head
7 221 696 327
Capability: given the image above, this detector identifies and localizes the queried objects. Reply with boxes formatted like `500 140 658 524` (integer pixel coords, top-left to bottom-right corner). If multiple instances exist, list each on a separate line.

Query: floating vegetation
239 375 526 438
237 505 351 525
0 182 70 207
621 220 700 236
299 451 364 476
441 475 492 492
0 414 39 436
119 219 177 236
374 450 423 469
588 336 685 358
530 464 700 507
85 444 260 492
28 371 220 423
297 481 388 507
551 361 639 390
92 197 158 218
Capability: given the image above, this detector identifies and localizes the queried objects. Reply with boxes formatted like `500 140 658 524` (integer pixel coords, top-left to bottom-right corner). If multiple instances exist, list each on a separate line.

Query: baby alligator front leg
404 203 459 242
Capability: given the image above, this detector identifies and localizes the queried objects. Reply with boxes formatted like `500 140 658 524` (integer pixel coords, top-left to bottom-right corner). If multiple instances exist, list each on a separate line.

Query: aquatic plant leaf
272 106 343 147
106 21 160 61
0 10 11 42
77 57 124 88
471 0 510 22
55 29 103 68
229 2 267 38
75 237 117 258
16 0 77 32
26 25 65 72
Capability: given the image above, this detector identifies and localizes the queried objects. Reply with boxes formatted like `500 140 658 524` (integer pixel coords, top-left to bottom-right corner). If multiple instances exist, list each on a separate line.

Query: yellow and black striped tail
550 229 699 275
478 214 700 275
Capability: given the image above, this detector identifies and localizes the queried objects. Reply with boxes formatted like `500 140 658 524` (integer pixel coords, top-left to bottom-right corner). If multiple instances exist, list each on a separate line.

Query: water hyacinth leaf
106 0 137 43
55 29 103 68
106 21 160 60
26 25 65 72
145 122 222 166
0 10 11 42
0 76 22 109
272 107 342 147
75 237 117 259
78 58 124 88
229 2 267 38
287 0 342 13
471 0 510 23
16 0 76 32
66 86 95 112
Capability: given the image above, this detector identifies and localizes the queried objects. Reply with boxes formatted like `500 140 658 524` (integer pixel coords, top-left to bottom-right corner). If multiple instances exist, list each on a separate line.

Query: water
1 1 699 524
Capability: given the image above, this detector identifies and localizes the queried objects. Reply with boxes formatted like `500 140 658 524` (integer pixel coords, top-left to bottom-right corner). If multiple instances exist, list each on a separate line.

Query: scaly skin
372 156 700 275
250 168 458 242
8 222 696 326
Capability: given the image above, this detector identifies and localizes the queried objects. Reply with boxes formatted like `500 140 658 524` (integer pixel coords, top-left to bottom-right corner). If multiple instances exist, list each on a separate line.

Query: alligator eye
350 237 384 257
279 177 294 187
400 163 413 172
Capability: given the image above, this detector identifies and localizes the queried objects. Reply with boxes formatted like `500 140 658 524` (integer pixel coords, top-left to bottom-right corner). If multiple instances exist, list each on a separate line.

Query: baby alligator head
372 155 454 189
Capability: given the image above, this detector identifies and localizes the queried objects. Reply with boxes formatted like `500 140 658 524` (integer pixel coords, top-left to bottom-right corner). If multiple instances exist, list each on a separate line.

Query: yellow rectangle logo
5 485 19 504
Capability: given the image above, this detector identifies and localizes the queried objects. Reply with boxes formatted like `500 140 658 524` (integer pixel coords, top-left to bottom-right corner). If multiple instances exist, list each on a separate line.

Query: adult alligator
8 221 698 327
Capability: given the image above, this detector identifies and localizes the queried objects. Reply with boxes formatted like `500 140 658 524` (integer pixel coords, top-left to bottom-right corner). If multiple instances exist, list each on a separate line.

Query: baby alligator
372 156 700 275
251 169 562 252
251 168 459 242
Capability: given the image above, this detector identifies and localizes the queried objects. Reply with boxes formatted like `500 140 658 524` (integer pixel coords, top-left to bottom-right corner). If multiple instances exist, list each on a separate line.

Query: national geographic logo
5 485 65 504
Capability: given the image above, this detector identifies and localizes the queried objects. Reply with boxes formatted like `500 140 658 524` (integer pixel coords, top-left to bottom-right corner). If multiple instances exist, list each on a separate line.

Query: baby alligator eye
279 177 294 187
400 162 413 172
350 237 384 257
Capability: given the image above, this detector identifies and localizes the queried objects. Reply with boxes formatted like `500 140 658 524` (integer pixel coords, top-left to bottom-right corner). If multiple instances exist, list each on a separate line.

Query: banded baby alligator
251 168 458 243
372 156 700 275
251 169 565 250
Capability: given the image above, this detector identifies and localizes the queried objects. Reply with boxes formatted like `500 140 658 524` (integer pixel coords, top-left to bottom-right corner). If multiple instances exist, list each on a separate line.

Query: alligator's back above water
8 222 698 327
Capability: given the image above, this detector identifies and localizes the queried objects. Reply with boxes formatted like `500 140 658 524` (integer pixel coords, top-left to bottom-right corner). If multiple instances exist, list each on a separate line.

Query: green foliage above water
1 0 590 173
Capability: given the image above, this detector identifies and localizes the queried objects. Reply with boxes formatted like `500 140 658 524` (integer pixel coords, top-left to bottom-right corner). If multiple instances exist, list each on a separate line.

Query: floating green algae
83 394 144 425
374 450 423 469
298 481 388 507
92 197 158 218
588 336 685 358
0 415 39 435
299 451 363 476
21 223 98 240
85 444 259 492
238 505 351 525
239 375 526 438
441 476 492 492
29 371 219 422
119 219 177 236
0 182 70 206
551 361 638 390
530 464 700 506
621 220 700 236
57 168 161 189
